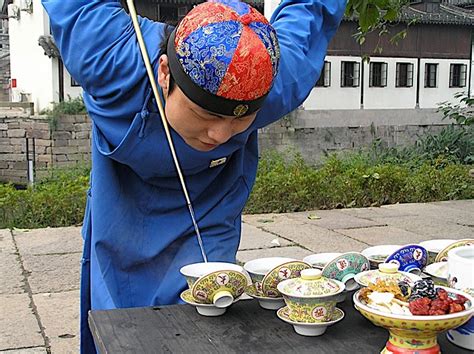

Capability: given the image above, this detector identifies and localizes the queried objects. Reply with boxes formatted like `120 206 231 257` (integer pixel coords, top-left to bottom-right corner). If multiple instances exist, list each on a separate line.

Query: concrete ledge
289 108 447 128
0 102 34 116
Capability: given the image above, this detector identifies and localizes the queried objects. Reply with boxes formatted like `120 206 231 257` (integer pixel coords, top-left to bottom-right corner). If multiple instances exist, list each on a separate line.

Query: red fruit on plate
409 297 431 315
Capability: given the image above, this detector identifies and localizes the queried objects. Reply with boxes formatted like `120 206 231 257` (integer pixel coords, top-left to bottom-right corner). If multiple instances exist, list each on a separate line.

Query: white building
6 0 80 112
4 0 474 114
303 0 474 111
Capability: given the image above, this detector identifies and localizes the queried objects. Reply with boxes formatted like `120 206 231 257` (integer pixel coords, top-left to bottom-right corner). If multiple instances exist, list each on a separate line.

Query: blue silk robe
41 0 346 352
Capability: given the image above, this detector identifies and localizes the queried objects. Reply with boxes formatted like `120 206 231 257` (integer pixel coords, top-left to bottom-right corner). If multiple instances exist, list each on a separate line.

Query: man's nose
208 120 233 144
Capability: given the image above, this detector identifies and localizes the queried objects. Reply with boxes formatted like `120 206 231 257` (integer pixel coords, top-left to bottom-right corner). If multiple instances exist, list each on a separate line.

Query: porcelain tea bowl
180 262 249 308
180 289 240 316
386 244 428 275
243 257 295 296
322 252 370 291
261 260 312 298
354 263 422 288
277 269 345 324
303 253 342 270
419 239 456 265
353 286 474 354
361 245 401 270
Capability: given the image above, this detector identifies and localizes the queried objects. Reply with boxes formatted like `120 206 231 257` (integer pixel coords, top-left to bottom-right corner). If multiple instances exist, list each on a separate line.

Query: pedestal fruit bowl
276 269 345 336
353 286 474 353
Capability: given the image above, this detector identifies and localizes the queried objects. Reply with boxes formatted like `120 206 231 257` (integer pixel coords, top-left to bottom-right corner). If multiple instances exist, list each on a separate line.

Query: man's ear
158 54 170 97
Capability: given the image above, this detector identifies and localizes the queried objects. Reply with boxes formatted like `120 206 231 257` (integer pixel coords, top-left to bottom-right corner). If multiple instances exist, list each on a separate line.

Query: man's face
158 55 257 152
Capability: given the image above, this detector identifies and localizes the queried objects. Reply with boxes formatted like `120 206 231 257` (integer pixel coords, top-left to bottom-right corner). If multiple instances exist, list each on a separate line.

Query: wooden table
89 298 470 353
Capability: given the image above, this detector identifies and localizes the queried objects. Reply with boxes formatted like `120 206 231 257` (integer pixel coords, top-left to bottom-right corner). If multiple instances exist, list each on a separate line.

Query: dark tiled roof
345 3 474 26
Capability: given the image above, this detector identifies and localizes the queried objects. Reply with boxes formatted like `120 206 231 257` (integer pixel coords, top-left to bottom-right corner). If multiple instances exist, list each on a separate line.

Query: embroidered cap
167 0 280 117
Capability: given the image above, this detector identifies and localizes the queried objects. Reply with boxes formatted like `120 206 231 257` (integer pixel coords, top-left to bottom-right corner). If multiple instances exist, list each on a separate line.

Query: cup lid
277 269 343 297
355 263 422 287
379 263 399 274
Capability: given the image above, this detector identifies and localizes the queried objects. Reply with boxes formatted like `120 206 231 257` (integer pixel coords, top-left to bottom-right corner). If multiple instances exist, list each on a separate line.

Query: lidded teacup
277 269 345 323
354 263 422 288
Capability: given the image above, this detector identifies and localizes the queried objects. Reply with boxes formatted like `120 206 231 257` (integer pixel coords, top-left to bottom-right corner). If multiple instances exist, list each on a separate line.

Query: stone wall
0 108 454 184
0 115 91 184
258 108 451 162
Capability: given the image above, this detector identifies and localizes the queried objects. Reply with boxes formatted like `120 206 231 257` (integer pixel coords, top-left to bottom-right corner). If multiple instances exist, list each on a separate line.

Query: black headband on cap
166 29 268 117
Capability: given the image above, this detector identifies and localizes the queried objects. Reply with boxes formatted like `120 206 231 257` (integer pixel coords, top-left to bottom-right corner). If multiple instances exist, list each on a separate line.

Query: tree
346 0 412 51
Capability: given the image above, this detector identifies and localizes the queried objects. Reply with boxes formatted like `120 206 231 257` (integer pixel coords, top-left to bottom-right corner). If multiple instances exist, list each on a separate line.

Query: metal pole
26 137 35 185
126 0 208 262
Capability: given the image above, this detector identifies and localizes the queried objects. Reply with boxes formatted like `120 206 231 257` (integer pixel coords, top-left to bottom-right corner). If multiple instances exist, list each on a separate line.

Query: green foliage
245 151 473 214
346 0 412 55
438 92 474 126
2 106 473 226
366 125 474 165
40 95 87 130
0 166 90 229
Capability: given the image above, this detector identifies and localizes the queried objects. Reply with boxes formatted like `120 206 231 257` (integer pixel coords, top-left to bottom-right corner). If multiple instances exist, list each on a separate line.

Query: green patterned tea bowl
180 262 250 307
277 269 345 323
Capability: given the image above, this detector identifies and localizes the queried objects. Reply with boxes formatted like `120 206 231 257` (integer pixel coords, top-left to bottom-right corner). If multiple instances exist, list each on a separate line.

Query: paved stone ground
1 200 473 353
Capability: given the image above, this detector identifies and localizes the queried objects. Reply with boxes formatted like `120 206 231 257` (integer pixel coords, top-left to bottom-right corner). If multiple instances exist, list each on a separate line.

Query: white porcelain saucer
180 289 239 316
245 285 285 310
277 306 345 336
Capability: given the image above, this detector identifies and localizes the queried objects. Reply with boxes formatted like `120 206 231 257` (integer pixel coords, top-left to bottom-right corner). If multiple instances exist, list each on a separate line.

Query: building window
341 61 360 87
450 64 467 88
315 61 331 87
396 63 414 87
71 77 81 87
369 62 387 87
425 63 438 88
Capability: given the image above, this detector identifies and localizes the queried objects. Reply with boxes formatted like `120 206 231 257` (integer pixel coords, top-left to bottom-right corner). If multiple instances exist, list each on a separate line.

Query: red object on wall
11 79 17 88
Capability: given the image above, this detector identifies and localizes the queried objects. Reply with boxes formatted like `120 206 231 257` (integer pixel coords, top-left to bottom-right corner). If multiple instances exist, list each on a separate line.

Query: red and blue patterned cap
167 0 280 117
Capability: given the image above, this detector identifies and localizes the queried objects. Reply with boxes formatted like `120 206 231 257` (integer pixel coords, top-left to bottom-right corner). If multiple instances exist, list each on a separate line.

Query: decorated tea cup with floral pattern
277 269 345 323
180 262 250 307
243 257 296 296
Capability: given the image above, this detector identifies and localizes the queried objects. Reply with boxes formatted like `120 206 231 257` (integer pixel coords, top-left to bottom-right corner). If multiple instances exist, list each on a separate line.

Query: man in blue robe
41 0 346 352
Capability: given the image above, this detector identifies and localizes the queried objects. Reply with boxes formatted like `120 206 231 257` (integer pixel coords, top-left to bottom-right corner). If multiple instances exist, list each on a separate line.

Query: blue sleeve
255 0 346 128
41 0 167 146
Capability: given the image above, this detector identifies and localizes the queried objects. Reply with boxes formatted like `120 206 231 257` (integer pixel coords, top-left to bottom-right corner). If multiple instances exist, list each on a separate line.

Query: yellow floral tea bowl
277 269 345 323
243 257 296 296
353 286 474 353
262 260 312 298
180 262 250 308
